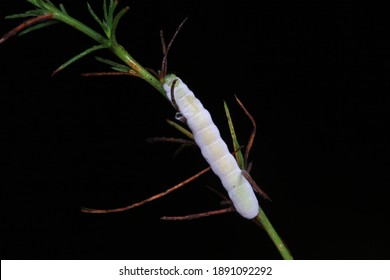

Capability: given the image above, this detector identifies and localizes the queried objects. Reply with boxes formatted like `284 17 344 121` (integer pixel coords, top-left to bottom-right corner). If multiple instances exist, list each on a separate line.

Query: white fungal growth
163 74 259 219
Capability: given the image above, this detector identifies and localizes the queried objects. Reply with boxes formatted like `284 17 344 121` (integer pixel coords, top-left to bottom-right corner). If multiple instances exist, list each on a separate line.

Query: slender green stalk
257 207 293 259
109 43 165 95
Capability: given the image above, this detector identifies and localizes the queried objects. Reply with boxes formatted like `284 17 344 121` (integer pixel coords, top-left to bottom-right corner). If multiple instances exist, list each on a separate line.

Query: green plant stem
110 43 165 95
257 206 293 260
50 5 166 96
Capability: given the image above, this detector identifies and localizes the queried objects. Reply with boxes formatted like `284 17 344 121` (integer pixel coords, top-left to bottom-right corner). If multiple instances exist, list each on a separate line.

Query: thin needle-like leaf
59 4 68 15
0 13 53 44
5 10 44 19
87 2 104 29
224 101 245 169
111 6 130 42
107 0 115 26
94 56 131 72
19 20 58 36
26 0 40 6
52 44 108 76
103 0 108 23
166 119 194 140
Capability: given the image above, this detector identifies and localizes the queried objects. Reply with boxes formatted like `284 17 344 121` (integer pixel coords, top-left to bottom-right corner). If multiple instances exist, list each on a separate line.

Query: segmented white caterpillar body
163 74 259 219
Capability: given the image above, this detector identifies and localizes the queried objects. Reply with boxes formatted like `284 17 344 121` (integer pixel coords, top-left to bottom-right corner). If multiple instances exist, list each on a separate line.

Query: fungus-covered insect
163 75 259 219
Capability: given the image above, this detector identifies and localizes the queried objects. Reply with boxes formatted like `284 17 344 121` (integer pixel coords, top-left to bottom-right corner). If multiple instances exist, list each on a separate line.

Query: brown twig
81 166 210 213
235 96 257 168
0 14 54 44
161 207 235 221
145 137 195 145
234 97 271 202
242 170 272 201
159 17 188 81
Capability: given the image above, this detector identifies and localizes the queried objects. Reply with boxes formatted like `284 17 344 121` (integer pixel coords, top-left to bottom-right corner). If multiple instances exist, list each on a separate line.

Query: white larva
163 74 259 219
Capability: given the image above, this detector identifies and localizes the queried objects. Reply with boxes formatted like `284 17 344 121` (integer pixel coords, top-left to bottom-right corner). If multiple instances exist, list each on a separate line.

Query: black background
1 1 389 259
